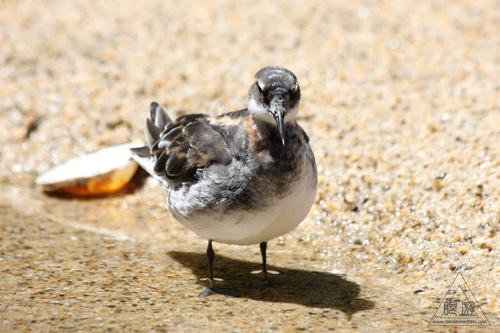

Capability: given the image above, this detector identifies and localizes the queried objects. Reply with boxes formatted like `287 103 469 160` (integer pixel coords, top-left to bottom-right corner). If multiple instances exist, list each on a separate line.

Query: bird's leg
260 241 268 281
207 240 215 287
250 241 278 286
199 240 236 298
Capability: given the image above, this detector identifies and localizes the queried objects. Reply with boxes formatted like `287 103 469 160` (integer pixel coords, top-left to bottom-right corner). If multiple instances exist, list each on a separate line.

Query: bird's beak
271 105 286 146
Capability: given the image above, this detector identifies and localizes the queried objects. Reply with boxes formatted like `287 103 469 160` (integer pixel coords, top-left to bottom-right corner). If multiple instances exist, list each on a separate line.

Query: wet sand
1 0 499 331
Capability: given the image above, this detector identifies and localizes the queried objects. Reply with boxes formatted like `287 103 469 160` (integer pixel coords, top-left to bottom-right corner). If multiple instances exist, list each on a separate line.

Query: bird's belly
167 170 317 245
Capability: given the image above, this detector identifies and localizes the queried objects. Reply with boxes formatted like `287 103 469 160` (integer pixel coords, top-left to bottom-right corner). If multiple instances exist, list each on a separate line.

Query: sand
1 0 499 331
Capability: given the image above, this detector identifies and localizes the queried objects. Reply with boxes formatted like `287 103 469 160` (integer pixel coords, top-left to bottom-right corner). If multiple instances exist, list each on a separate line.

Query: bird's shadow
168 251 374 317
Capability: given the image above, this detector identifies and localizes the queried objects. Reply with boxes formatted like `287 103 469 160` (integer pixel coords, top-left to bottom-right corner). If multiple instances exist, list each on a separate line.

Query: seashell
37 143 143 196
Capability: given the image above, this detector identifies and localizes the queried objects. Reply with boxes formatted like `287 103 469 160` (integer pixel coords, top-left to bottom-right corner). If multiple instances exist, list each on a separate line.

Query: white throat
248 99 300 125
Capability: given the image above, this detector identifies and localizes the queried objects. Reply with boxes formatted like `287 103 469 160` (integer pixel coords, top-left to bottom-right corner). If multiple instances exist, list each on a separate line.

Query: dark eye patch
256 81 264 94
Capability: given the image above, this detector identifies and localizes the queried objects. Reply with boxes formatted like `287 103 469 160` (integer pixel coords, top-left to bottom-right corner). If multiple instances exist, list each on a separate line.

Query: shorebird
131 66 317 296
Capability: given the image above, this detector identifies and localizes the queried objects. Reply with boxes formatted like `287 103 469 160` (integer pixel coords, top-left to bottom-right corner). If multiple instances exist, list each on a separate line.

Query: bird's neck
245 113 298 151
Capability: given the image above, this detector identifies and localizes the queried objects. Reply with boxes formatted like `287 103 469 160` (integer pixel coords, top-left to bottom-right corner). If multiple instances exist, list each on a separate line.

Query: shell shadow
168 251 374 317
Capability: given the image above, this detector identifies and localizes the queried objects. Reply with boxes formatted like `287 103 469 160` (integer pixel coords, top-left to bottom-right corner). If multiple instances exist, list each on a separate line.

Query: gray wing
131 102 232 187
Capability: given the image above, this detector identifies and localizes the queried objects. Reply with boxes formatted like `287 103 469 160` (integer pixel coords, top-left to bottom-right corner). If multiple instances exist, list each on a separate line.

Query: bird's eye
292 82 299 92
256 82 264 94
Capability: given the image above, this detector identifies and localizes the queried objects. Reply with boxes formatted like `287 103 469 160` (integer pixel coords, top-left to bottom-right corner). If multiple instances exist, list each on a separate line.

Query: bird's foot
250 269 279 275
199 286 238 298
250 269 279 288
200 277 223 283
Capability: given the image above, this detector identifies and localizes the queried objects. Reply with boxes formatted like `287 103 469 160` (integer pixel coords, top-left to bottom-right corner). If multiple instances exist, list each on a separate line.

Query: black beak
272 107 286 146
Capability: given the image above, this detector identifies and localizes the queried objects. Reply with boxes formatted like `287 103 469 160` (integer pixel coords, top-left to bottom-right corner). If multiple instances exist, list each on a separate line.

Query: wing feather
132 102 234 184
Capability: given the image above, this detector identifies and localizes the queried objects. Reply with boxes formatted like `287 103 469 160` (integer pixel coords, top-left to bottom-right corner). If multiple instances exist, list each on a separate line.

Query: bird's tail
130 102 173 179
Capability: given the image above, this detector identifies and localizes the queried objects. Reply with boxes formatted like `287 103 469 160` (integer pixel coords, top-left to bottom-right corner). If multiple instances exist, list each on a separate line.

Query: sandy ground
1 0 500 331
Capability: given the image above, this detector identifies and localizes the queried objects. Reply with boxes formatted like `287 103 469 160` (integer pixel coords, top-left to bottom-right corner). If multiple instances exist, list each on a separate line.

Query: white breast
168 158 317 246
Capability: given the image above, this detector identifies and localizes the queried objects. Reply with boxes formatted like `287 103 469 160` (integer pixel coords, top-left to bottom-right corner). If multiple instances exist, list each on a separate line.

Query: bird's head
248 66 301 145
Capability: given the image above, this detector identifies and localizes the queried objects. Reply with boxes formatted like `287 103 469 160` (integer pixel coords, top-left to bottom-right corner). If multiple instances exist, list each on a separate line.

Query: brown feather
152 114 232 181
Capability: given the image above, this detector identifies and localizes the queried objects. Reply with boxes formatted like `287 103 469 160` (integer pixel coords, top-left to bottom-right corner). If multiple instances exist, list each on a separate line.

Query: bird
131 66 317 296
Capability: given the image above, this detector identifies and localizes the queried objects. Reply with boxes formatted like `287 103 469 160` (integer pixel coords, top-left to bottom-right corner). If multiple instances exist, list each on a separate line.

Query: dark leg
199 240 237 298
207 240 215 287
260 242 268 281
